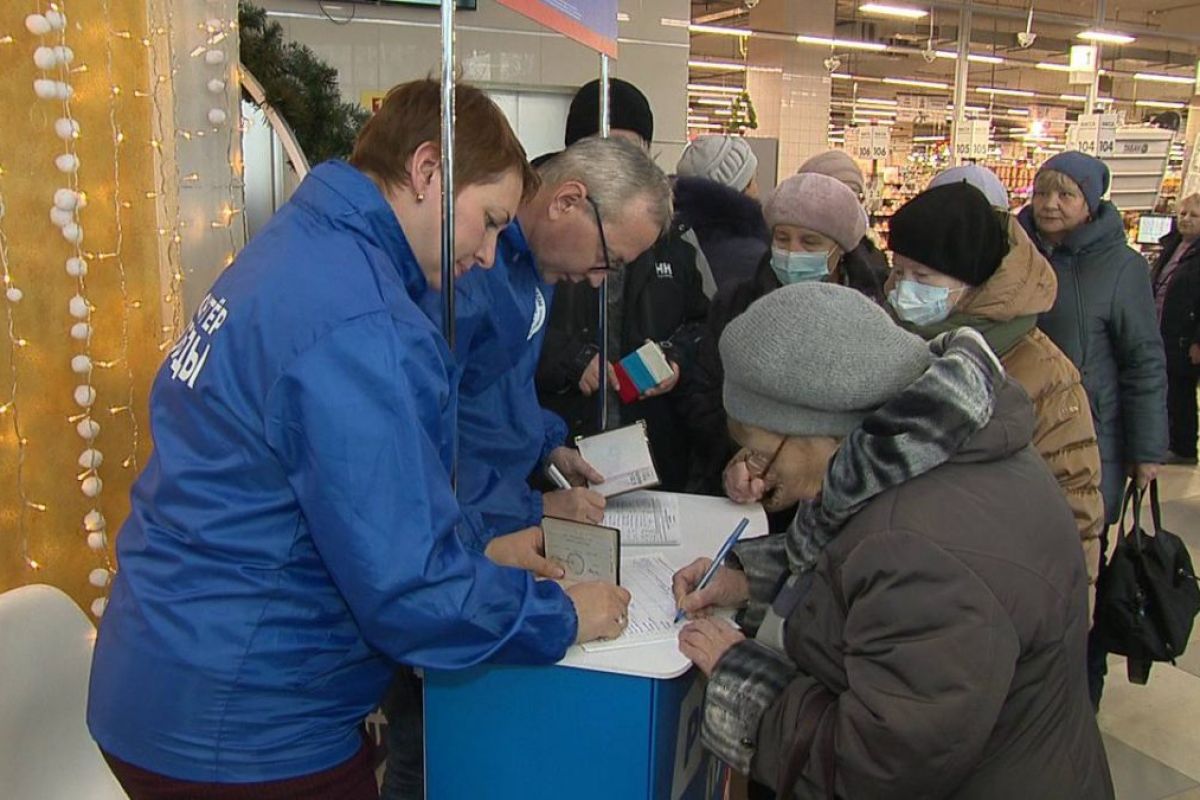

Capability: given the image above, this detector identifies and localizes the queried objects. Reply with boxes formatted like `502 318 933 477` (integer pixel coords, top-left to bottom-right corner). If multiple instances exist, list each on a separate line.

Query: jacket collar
292 160 428 301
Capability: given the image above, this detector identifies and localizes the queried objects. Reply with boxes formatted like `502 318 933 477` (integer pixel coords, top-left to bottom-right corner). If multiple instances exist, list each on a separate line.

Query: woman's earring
416 192 425 202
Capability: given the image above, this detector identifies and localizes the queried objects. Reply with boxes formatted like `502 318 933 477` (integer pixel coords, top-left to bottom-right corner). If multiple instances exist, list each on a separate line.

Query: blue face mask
770 247 830 285
888 279 955 326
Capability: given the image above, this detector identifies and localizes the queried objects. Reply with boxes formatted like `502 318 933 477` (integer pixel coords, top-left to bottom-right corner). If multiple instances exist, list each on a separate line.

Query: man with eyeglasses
536 78 713 493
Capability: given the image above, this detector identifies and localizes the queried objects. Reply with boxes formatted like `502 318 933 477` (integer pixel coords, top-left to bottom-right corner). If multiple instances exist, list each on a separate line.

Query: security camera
1016 30 1037 48
921 46 937 64
824 55 842 72
743 0 759 9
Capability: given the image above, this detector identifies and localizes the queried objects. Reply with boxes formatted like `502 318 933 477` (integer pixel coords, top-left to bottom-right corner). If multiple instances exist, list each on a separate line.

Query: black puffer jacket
1018 202 1168 522
681 241 888 503
1153 231 1200 375
535 227 710 491
672 176 770 293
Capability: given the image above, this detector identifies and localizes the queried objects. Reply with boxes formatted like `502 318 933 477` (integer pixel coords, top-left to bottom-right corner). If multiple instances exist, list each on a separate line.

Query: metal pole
440 0 456 485
596 54 610 432
1086 0 1107 115
950 4 972 165
440 0 456 349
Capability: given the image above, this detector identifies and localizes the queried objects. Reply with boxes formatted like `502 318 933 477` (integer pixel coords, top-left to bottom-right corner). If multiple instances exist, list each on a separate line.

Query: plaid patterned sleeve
730 533 791 634
701 638 798 773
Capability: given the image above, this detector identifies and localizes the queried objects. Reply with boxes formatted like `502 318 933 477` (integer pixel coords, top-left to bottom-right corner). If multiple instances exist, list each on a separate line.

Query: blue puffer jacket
1019 201 1167 522
422 222 567 543
87 162 576 783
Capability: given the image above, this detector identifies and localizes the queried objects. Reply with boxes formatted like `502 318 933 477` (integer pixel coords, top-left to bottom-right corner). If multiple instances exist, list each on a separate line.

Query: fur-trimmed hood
673 176 769 240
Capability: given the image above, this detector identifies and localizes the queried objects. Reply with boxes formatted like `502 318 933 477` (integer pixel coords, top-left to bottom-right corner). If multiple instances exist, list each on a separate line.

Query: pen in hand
675 517 750 623
547 463 572 491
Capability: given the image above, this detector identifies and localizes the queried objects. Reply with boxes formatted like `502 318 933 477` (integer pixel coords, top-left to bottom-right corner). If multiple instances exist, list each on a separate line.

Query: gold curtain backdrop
0 0 175 615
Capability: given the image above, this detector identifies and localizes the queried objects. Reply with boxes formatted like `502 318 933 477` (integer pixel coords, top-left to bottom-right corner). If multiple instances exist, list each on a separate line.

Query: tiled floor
1099 460 1200 799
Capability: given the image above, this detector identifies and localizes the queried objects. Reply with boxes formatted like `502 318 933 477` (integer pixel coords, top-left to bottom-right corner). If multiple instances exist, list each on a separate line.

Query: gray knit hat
762 173 867 252
721 283 933 436
797 150 865 198
676 135 758 191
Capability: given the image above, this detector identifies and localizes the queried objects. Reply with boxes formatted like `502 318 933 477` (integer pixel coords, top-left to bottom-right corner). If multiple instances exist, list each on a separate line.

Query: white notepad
602 491 681 546
581 554 682 652
575 421 659 498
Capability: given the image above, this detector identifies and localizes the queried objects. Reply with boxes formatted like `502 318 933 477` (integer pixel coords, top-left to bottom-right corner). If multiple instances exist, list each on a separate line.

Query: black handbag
1094 480 1200 684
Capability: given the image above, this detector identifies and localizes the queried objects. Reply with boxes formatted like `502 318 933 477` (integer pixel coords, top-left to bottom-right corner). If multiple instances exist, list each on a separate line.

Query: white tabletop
556 491 768 680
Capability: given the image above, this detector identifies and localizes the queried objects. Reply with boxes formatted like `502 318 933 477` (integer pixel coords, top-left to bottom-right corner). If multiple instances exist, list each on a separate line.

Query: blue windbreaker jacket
86 162 577 783
423 223 567 545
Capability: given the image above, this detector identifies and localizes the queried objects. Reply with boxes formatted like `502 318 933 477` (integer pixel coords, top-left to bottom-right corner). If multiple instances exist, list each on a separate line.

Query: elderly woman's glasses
744 437 788 480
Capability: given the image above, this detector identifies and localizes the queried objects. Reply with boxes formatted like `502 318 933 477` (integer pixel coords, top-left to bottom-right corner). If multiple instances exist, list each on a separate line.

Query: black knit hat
888 182 1009 287
565 78 654 146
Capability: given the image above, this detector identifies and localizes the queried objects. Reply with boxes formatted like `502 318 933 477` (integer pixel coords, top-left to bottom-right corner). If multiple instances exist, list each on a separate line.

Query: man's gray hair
539 136 672 235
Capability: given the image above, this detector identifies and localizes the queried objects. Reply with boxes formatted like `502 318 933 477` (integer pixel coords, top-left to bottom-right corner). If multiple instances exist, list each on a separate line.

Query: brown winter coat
715 381 1113 799
893 215 1105 598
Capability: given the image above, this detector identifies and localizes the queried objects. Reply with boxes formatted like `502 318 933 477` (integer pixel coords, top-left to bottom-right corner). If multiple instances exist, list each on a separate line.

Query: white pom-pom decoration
34 79 57 99
204 48 226 65
81 475 103 498
55 153 79 173
70 322 91 340
45 10 66 31
89 568 111 587
55 81 73 101
34 46 57 70
90 597 107 618
77 418 100 439
79 448 104 469
207 108 227 125
25 14 51 36
69 294 89 319
54 117 79 140
53 45 74 65
6 288 23 303
54 187 79 210
84 509 106 531
207 78 226 94
87 531 108 551
61 222 83 244
71 354 92 373
74 384 96 407
50 206 74 228
66 256 88 277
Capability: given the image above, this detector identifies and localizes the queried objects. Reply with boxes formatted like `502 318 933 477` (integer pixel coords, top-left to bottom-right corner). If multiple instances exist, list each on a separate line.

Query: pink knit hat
763 173 867 252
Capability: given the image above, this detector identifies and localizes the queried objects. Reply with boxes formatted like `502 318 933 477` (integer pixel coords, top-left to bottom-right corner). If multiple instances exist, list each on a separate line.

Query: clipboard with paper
574 420 659 498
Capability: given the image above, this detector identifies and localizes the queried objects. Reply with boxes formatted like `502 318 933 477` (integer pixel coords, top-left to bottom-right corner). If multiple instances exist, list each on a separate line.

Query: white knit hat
676 135 758 191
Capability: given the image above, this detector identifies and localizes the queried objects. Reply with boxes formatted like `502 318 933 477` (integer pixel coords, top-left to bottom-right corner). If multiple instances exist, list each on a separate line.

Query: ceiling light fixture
1135 99 1186 109
882 76 949 90
1133 72 1195 85
688 59 748 71
1077 29 1135 45
858 3 928 19
857 97 899 106
935 50 1005 64
975 86 1036 97
688 23 751 37
687 83 744 95
795 34 888 52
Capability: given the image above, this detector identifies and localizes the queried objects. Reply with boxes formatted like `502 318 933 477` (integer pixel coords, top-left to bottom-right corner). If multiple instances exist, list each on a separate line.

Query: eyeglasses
744 437 788 480
585 196 619 277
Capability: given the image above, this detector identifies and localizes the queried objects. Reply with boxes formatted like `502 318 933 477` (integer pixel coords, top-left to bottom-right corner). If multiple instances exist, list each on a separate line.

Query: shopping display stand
423 493 769 800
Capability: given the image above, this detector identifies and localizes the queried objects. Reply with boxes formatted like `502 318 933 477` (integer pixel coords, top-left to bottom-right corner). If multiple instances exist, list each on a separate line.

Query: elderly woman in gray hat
673 283 1112 798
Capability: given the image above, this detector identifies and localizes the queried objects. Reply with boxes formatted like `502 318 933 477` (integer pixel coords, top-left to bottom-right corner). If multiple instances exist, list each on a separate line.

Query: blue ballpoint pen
675 517 750 623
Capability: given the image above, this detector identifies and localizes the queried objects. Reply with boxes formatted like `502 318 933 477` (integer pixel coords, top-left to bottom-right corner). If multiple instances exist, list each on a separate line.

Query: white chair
0 584 127 799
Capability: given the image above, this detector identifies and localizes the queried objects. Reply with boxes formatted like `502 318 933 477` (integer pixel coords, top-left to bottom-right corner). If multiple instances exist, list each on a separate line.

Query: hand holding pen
672 518 751 622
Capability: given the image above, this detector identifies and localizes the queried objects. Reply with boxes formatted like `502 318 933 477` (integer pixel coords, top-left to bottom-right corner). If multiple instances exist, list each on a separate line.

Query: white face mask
888 279 955 326
771 247 830 285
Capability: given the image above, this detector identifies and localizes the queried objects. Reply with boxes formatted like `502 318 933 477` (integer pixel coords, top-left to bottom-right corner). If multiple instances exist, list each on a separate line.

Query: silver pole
440 0 456 487
950 4 972 165
1085 0 1106 116
596 54 610 431
440 0 456 348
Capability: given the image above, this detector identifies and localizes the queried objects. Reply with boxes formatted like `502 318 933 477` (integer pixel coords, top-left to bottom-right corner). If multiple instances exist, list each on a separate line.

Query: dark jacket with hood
680 240 888 501
673 176 770 293
1152 230 1200 375
703 379 1113 799
535 227 710 492
1018 201 1167 522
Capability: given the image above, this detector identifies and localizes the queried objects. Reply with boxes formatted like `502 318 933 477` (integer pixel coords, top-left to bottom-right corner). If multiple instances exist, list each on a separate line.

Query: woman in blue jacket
87 80 630 799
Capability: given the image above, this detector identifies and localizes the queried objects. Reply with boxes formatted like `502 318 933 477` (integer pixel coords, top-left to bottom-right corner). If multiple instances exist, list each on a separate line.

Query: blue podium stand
422 493 768 800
